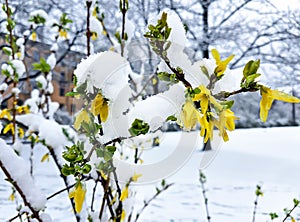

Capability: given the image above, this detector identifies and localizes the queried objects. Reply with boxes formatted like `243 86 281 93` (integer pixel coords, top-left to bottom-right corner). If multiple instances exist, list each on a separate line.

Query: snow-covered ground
1 127 300 221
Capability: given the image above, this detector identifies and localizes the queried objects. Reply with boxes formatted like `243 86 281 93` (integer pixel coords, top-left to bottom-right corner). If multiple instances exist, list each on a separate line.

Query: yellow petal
16 52 22 59
224 109 237 131
211 49 221 63
200 97 209 114
69 182 86 213
120 186 129 202
180 100 198 130
259 87 275 122
3 123 14 135
18 127 25 138
41 153 50 163
31 32 37 41
92 7 97 17
99 170 108 180
0 109 12 120
131 173 142 182
9 192 15 201
222 129 229 142
121 209 126 222
271 89 300 103
91 32 98 41
74 109 90 130
59 30 68 38
90 93 109 122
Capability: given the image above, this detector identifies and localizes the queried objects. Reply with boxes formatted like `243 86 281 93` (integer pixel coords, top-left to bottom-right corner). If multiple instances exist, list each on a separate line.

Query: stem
91 176 99 212
111 162 123 222
252 195 259 222
199 171 211 222
86 1 92 56
282 204 298 222
120 0 127 56
5 0 17 144
0 160 42 221
47 146 80 222
134 183 173 222
29 141 34 176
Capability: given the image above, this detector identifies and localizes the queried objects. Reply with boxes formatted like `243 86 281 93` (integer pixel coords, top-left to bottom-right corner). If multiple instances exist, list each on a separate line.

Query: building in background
0 35 84 114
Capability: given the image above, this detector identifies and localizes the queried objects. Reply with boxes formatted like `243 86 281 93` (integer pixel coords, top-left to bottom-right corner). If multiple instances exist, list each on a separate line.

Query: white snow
90 16 102 35
11 87 21 96
0 83 8 91
1 127 300 221
46 53 56 69
148 9 187 46
36 75 47 89
11 60 26 76
74 51 131 97
29 10 48 22
1 63 14 76
0 139 47 211
50 43 59 51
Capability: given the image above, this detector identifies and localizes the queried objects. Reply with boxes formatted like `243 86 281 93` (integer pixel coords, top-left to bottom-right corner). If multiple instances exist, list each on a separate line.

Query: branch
0 160 42 221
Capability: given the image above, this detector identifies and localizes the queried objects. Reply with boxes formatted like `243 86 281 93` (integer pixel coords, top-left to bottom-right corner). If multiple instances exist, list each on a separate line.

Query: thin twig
0 160 42 221
134 183 174 222
199 171 211 222
86 1 92 56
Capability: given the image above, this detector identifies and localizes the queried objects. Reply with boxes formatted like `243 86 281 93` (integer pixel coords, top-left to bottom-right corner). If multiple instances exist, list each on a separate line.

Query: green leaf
128 119 150 136
220 100 234 109
245 73 261 87
2 47 11 56
243 60 260 78
103 150 113 161
106 146 116 154
293 198 300 206
65 91 80 97
82 164 92 174
166 115 177 122
269 212 278 220
96 148 104 158
33 58 51 73
194 87 201 94
61 164 75 176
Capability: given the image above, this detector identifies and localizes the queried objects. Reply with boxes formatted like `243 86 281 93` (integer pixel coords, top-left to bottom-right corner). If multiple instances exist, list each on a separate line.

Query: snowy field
1 127 300 221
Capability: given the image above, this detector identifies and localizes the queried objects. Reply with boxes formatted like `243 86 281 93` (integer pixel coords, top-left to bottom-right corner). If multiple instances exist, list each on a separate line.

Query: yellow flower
74 109 90 130
193 85 222 112
90 93 109 122
120 186 129 202
99 170 108 180
31 32 37 41
92 7 97 17
16 52 22 59
102 30 107 36
41 153 50 163
91 32 98 41
215 109 238 142
198 114 214 143
121 209 126 222
69 182 86 213
59 29 68 39
131 173 142 182
3 123 14 135
18 127 25 138
180 100 199 130
260 86 300 122
16 105 30 114
0 109 12 120
8 192 15 201
211 49 234 77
